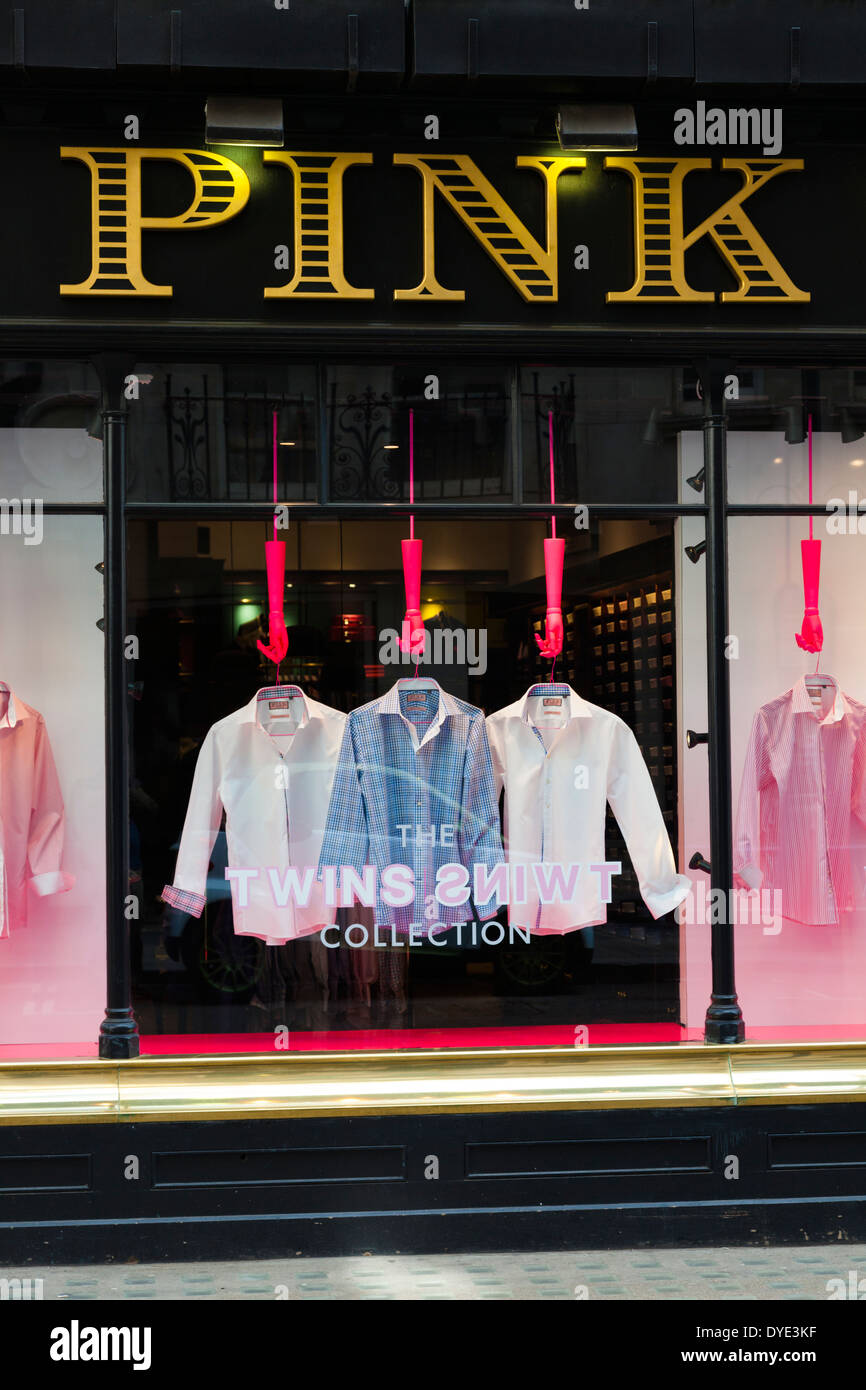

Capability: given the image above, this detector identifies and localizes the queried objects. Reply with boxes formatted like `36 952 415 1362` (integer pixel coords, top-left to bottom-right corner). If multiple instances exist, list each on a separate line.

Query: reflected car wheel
180 908 265 1003
495 932 593 995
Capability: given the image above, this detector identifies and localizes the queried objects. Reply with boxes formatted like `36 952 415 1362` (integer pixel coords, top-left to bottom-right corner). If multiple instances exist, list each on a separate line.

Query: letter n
605 156 809 303
264 152 374 299
393 154 585 302
60 147 251 296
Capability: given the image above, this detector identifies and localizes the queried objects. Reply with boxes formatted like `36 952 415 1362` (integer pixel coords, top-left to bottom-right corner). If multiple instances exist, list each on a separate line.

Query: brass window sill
2 1042 866 1124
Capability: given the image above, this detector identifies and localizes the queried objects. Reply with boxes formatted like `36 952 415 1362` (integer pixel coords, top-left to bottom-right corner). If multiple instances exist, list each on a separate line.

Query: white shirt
163 687 346 944
486 684 690 934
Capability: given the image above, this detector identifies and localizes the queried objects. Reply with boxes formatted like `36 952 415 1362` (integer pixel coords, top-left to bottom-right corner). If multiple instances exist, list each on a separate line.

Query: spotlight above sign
556 104 637 152
205 97 284 148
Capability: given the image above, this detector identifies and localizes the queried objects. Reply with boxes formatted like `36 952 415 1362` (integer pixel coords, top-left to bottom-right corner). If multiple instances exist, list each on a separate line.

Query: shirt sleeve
852 724 866 828
607 718 690 919
318 717 370 878
460 713 505 918
28 716 74 897
484 714 506 798
733 707 769 891
161 727 222 918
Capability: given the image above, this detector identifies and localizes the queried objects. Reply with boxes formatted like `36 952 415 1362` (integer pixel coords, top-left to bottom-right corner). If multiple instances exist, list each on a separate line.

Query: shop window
129 512 688 1053
0 360 105 1058
520 364 703 505
127 363 319 503
0 358 102 504
326 364 512 501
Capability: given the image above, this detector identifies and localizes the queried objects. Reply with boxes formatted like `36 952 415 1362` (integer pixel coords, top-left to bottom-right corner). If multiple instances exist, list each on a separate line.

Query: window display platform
3 1023 866 1061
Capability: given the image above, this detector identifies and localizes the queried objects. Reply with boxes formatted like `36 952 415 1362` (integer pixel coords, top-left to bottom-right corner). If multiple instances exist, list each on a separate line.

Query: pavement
2 1244 865 1300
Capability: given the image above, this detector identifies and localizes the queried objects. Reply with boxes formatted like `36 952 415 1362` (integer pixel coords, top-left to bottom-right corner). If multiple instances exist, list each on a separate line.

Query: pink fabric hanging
256 411 289 666
794 415 823 654
535 537 565 659
398 408 426 658
399 536 425 658
256 538 289 665
535 412 565 661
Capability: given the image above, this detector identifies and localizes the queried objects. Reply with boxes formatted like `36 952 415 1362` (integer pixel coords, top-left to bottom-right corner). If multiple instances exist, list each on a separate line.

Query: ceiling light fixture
642 408 661 446
784 407 806 445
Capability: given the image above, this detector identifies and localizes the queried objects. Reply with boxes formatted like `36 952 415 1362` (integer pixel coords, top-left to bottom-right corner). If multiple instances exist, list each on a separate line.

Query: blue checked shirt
318 681 504 930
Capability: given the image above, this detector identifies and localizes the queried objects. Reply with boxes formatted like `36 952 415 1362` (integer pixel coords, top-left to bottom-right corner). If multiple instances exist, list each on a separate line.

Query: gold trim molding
3 1042 866 1125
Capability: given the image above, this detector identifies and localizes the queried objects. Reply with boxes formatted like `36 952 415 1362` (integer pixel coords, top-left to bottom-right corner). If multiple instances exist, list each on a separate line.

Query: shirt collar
0 686 21 729
245 685 312 728
792 675 849 724
520 683 590 725
379 680 457 746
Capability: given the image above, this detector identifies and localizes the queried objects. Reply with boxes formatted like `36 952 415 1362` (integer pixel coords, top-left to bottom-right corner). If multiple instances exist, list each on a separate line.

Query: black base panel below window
3 1104 866 1264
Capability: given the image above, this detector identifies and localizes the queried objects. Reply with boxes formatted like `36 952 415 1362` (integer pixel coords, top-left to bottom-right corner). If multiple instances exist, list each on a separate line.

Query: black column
99 395 140 1059
702 363 745 1044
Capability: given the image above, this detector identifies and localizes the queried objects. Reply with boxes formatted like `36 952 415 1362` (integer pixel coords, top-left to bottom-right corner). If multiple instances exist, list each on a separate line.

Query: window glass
0 359 102 503
520 364 703 505
676 371 866 1043
726 366 866 506
128 363 319 502
327 364 512 501
0 514 105 1058
130 513 688 1051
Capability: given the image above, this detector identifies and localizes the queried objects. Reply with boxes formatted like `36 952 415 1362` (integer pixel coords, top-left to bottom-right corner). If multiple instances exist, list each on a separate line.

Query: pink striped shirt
0 686 73 936
733 676 866 925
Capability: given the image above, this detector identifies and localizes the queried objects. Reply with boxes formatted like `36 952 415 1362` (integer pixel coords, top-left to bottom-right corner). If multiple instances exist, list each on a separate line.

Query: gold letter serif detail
264 151 374 299
605 156 809 303
393 154 585 302
60 146 250 296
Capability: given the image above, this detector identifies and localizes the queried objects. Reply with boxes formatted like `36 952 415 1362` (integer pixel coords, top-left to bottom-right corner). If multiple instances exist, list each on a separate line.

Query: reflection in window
326 365 512 501
128 364 318 503
521 365 702 505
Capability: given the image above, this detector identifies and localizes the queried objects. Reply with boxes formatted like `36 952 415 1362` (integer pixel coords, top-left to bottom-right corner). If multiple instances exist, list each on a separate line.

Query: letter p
60 146 251 296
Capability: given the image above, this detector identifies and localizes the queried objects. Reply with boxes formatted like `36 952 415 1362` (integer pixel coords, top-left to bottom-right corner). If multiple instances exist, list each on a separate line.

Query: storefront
3 0 866 1259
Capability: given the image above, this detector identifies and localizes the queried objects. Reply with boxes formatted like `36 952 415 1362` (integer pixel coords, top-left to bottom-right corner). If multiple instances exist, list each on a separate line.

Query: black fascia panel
695 0 866 86
116 0 406 82
0 0 117 70
412 0 694 83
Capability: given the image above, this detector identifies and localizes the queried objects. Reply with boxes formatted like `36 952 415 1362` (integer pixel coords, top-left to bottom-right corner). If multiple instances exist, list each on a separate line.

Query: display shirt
734 675 866 925
486 683 690 935
162 686 346 945
0 684 73 937
318 679 504 931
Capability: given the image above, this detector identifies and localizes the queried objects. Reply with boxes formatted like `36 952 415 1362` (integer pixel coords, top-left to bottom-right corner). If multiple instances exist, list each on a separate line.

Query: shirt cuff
734 861 763 892
643 873 692 920
29 870 75 897
161 885 206 917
